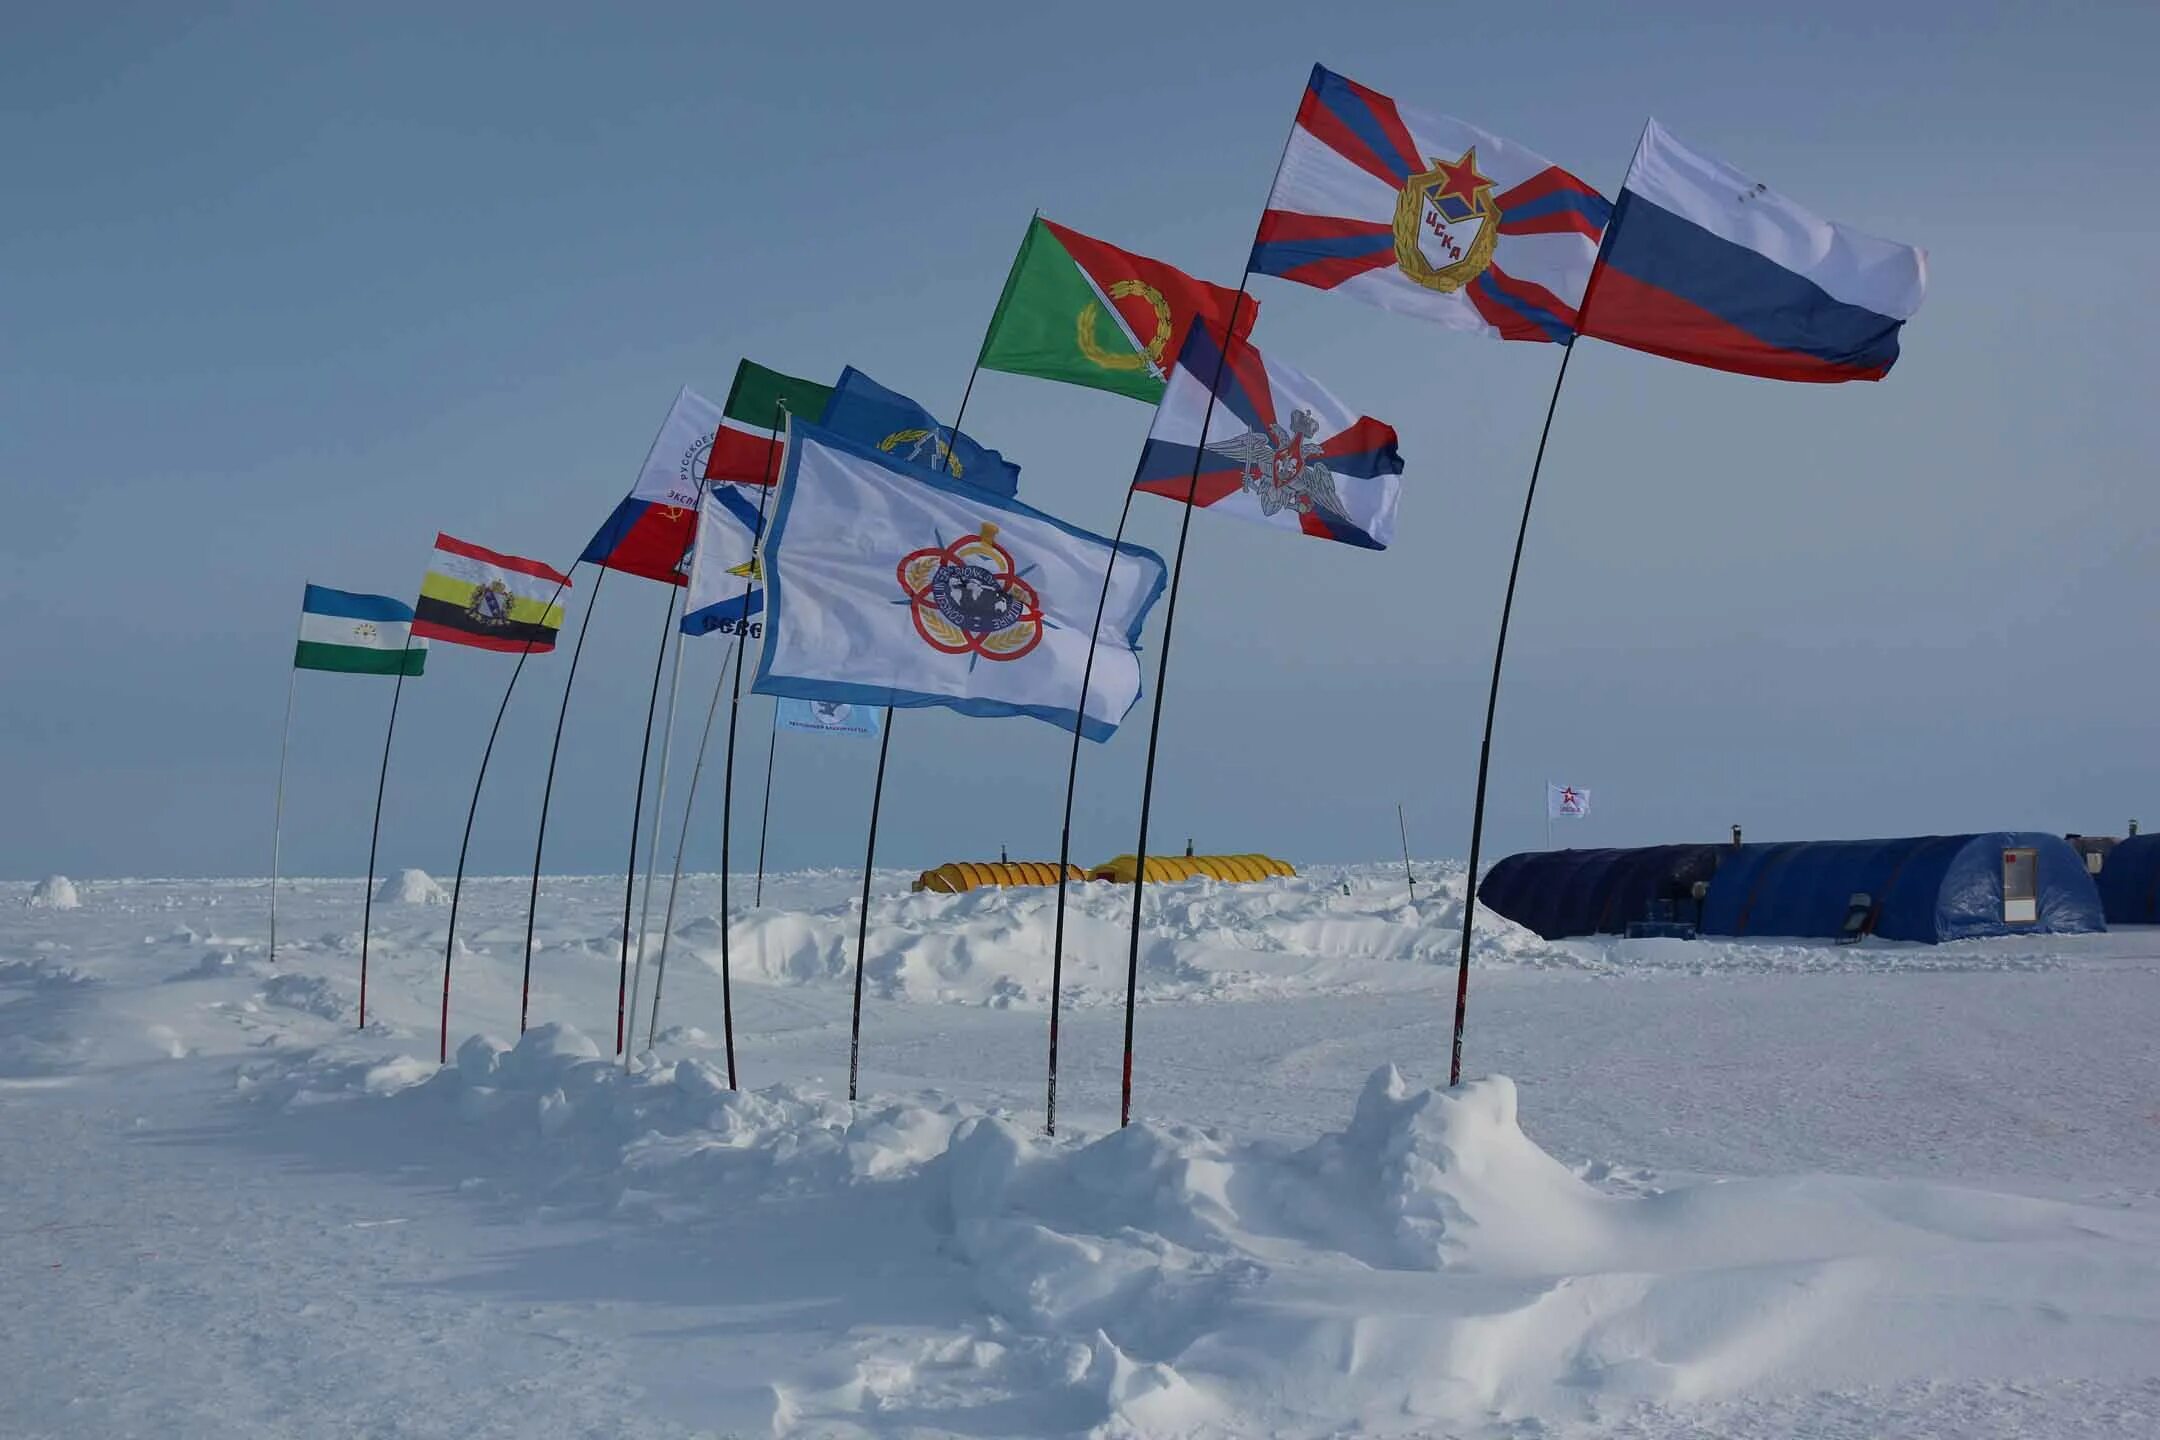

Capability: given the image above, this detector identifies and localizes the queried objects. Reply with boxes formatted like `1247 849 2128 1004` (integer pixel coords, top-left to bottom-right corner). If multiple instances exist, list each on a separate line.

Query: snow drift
27 874 80 909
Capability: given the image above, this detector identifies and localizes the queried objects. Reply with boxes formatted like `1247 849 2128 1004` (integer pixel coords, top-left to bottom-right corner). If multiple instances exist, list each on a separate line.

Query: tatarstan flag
977 217 1257 404
704 360 834 485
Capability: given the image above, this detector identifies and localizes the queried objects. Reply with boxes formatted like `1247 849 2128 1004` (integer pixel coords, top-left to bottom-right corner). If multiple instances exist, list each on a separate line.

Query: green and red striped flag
703 360 834 485
977 217 1257 404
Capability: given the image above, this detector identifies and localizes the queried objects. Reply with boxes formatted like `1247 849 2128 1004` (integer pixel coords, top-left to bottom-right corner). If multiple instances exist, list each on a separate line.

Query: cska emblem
1392 145 1499 293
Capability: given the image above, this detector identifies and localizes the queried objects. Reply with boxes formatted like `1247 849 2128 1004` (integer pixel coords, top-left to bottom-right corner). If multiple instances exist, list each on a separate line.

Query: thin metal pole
846 710 894 1102
1045 482 1138 1136
623 618 688 1069
709 412 787 1084
616 587 676 1054
520 565 607 1032
269 657 299 966
753 700 780 908
1118 281 1258 1129
1398 802 1417 907
1450 341 1579 1087
358 632 415 1030
440 569 573 1065
647 632 741 1050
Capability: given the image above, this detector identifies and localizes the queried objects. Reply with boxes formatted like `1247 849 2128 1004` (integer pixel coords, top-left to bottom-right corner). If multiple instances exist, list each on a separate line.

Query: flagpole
1449 341 1580 1086
518 565 608 1033
1044 482 1138 1136
269 611 301 965
616 587 676 1053
1398 803 1417 907
844 315 999 1103
440 567 575 1065
846 708 894 1102
359 630 415 1030
753 700 780 908
624 605 689 1069
707 409 788 1085
646 631 742 1050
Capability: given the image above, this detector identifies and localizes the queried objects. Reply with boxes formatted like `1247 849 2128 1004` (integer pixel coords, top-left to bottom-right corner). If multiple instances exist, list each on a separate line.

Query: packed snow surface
3 863 2158 1438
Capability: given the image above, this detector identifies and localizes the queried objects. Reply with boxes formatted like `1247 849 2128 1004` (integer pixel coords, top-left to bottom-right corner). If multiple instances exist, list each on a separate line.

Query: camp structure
912 861 1084 894
1476 844 1725 940
2095 832 2160 924
1085 854 1296 884
1479 834 2105 944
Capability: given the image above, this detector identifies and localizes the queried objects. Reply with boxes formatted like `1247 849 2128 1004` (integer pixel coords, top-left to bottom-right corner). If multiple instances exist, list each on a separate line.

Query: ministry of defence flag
680 482 767 636
1547 782 1591 819
753 421 1167 742
295 585 427 676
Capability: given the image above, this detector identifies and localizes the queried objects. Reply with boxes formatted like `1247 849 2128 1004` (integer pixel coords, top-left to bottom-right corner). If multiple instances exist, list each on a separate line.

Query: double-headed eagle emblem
1204 409 1347 522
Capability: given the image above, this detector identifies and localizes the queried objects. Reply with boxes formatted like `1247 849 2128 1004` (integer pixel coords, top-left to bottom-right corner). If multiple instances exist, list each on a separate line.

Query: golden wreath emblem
1076 280 1173 372
1392 145 1500 293
879 427 963 478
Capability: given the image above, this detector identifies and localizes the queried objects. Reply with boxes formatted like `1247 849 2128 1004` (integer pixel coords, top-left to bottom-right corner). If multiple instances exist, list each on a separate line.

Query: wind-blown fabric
753 422 1166 742
1133 328 1404 550
679 483 767 636
1251 64 1608 342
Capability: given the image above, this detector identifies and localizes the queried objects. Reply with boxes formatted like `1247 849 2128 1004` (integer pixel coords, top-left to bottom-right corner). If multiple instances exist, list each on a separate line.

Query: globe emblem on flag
673 433 713 505
811 701 851 726
878 427 963 479
1392 145 1499 293
1075 279 1173 374
896 522 1043 662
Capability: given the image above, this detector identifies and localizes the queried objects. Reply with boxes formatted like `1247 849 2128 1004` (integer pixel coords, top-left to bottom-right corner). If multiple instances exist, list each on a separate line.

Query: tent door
2002 847 2039 925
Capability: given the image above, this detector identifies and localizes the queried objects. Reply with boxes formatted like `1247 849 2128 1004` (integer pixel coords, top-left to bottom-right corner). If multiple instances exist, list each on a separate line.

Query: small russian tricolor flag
1579 121 1926 383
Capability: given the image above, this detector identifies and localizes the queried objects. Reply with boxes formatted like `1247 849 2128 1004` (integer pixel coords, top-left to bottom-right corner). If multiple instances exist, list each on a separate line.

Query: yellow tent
913 861 1086 894
1084 854 1297 885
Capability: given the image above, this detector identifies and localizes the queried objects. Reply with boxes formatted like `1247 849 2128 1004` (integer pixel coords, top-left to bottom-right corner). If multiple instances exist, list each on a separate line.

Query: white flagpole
647 632 743 1049
624 621 688 1069
268 648 300 966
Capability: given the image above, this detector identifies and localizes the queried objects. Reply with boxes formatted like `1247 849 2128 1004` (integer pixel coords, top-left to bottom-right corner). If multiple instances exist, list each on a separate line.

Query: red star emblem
1430 146 1492 210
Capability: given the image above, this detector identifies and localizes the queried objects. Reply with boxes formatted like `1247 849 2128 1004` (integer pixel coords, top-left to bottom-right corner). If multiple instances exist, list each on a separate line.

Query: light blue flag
777 697 882 739
818 367 1021 498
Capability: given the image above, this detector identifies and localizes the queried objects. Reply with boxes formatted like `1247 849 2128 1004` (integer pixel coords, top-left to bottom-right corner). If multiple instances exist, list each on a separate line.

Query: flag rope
440 565 576 1065
1399 802 1418 908
752 700 780 908
646 630 742 1049
519 564 608 1033
616 587 677 1053
358 630 416 1029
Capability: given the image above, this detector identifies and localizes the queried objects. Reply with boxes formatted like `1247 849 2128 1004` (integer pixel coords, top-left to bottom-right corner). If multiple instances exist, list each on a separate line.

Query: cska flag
1134 327 1404 550
1251 65 1608 342
704 360 834 486
977 216 1258 404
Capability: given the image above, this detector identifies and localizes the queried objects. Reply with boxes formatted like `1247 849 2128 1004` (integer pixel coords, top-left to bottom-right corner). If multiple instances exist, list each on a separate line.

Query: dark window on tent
2002 847 2038 925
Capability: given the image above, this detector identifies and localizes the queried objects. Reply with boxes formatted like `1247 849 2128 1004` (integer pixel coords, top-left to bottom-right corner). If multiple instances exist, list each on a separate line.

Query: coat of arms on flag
1134 328 1405 550
898 522 1044 662
1251 65 1609 341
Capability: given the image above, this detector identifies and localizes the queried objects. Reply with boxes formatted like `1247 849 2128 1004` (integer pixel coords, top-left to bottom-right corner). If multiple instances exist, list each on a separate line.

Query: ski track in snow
3 865 2158 1438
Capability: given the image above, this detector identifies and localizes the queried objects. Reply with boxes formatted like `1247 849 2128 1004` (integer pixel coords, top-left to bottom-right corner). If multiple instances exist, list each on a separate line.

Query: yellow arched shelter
912 861 1087 894
1084 854 1297 885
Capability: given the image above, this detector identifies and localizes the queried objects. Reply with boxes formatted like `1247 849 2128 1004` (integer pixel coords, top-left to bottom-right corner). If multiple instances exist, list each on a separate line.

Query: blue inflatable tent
2096 833 2160 924
1699 833 2103 942
1477 845 1725 940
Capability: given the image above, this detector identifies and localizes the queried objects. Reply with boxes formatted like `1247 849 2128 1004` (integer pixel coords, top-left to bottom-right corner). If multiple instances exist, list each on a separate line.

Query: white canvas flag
1548 782 1591 819
634 386 725 508
753 422 1167 741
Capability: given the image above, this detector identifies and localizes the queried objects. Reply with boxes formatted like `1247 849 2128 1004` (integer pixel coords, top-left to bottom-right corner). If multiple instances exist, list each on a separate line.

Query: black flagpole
846 355 988 1102
616 585 676 1054
1043 484 1138 1136
1449 339 1580 1085
358 629 417 1030
711 407 788 1087
753 700 779 908
439 566 575 1064
519 564 608 1032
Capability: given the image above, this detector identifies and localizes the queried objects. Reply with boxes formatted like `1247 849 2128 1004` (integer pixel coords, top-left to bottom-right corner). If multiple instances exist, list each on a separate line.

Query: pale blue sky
4 1 2155 879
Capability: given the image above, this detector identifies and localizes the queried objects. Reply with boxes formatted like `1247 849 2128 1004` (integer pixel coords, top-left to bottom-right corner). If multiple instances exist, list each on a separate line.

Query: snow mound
261 972 350 1022
27 875 79 909
237 1040 2160 1436
376 868 447 906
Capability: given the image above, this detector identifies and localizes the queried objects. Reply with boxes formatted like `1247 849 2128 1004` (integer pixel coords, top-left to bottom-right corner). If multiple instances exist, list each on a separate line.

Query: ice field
4 864 2158 1438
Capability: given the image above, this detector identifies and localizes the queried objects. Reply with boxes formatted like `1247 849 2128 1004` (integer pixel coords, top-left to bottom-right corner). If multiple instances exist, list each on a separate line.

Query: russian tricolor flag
1580 121 1926 383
